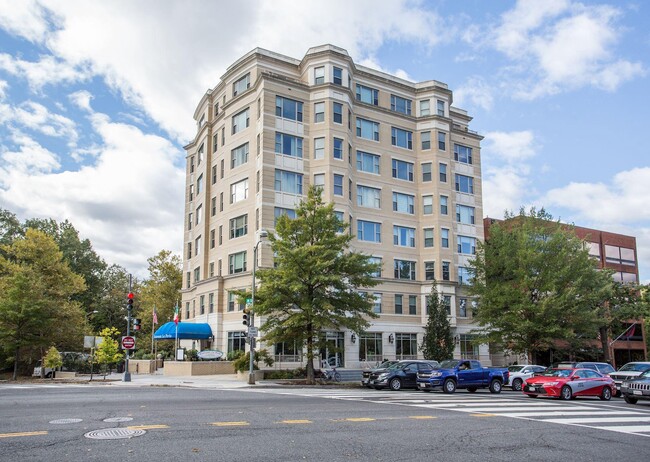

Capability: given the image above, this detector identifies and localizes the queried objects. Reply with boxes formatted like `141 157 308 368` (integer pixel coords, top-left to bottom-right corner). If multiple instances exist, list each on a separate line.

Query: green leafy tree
0 229 85 379
93 265 131 333
468 208 612 364
43 346 63 379
232 349 274 373
420 283 454 361
0 209 22 251
254 186 380 384
95 327 123 378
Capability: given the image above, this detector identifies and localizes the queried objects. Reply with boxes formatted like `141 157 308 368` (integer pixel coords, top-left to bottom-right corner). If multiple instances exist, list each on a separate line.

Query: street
1 384 649 461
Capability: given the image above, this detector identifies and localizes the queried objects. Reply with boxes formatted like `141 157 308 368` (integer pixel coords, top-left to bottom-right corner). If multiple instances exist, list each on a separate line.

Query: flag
173 305 179 325
153 307 158 325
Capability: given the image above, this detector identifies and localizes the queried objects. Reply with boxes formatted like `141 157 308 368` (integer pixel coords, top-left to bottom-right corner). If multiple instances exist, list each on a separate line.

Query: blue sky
0 0 648 281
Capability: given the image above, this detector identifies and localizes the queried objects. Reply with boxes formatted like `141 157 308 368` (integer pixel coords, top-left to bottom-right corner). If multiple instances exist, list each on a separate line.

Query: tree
43 346 63 379
95 327 123 378
254 186 380 384
94 265 132 334
420 283 454 361
468 208 612 364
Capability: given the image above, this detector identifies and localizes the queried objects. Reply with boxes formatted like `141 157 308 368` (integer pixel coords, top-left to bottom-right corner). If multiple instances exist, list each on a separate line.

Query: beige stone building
182 45 487 368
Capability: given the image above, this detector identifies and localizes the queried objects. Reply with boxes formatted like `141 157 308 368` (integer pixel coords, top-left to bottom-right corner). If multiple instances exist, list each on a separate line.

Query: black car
361 360 399 388
621 369 650 405
369 360 440 391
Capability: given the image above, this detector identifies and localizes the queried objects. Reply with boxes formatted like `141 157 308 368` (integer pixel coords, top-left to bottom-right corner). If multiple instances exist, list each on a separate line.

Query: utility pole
123 274 133 382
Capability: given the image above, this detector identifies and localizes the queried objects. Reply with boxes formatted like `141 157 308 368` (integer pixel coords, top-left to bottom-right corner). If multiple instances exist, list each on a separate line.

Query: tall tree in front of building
420 282 454 361
254 186 380 384
468 208 612 364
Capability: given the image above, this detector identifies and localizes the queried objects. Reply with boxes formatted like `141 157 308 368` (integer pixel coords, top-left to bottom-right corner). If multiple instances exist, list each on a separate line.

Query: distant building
181 44 487 368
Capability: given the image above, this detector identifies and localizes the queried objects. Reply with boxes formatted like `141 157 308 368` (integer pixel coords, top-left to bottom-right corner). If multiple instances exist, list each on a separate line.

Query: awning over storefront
153 322 213 340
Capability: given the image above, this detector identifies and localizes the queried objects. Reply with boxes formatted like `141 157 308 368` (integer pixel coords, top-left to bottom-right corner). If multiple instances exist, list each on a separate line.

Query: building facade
182 45 485 368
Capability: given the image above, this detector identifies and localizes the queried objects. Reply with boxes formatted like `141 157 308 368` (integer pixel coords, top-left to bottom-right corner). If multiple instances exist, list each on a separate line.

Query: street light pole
249 230 268 385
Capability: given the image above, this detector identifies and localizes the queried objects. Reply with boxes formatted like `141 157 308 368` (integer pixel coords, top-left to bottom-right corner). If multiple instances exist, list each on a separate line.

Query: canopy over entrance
153 322 213 340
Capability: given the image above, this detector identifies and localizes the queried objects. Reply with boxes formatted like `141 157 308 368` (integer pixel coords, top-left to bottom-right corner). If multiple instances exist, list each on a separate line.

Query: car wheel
512 378 523 392
599 387 612 401
527 394 538 398
624 395 638 405
489 380 502 394
389 378 402 391
467 387 477 393
443 379 456 394
560 385 572 400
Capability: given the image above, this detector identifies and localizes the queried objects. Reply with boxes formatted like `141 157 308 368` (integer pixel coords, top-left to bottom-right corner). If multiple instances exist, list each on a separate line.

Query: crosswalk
249 388 650 438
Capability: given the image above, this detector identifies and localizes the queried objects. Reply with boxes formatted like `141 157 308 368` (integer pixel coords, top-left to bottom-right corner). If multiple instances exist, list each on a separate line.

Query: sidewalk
82 372 283 389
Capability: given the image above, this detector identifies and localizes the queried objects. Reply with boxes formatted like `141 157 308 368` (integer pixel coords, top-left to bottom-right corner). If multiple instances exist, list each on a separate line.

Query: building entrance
320 332 344 368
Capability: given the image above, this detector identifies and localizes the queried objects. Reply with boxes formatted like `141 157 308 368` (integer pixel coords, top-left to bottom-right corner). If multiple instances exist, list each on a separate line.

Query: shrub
227 350 244 361
232 349 274 373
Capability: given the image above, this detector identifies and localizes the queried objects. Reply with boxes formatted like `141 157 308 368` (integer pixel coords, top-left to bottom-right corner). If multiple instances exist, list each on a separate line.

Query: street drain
49 418 83 424
103 417 133 423
84 428 146 440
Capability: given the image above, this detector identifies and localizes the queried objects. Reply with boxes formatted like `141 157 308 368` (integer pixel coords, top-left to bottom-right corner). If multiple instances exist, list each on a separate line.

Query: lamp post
249 229 268 385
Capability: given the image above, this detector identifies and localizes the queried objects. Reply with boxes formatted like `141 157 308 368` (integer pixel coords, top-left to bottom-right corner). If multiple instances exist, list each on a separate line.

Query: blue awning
153 322 213 340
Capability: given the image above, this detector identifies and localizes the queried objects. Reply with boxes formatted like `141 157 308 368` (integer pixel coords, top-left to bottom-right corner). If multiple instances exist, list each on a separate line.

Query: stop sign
121 336 136 350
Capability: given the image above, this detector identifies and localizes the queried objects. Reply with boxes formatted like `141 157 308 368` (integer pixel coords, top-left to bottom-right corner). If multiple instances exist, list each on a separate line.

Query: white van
32 360 55 378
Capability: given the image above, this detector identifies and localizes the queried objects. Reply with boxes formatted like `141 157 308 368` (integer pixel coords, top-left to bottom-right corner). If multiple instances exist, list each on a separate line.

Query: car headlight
378 373 389 379
622 381 630 387
430 372 442 377
544 381 559 386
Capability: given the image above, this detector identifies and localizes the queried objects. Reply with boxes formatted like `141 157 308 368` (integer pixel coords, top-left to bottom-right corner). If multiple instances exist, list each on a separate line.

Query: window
314 102 325 123
256 171 260 193
230 178 248 203
424 228 434 248
333 102 343 124
231 143 249 168
275 340 302 362
391 127 413 149
409 295 417 315
356 151 380 174
188 212 193 230
421 131 431 150
189 184 194 202
422 162 432 182
356 118 379 141
314 66 324 84
275 170 303 194
195 204 203 225
229 214 248 239
333 137 343 159
274 207 296 225
392 159 414 181
425 261 435 281
373 293 382 314
359 333 383 361
214 102 219 116
231 108 249 134
455 174 474 194
197 144 204 165
187 242 192 259
333 174 343 196
420 99 430 116
459 298 467 317
233 73 250 96
605 246 636 265
458 266 472 285
275 133 303 158
439 163 447 182
442 295 451 316
441 228 449 248
314 137 324 159
333 66 343 85
394 260 416 280
454 144 473 164
221 126 225 146
437 99 445 116
356 84 378 105
209 293 214 313
334 211 345 232
229 251 247 274
456 205 475 224
357 185 381 208
357 220 381 243
220 159 224 178
212 165 217 185
393 226 415 247
390 95 412 115
396 333 417 359
193 267 200 283
438 131 446 150
200 295 205 315
423 195 433 214
440 195 448 215
210 229 215 248
196 175 203 194
368 256 382 277
313 173 325 191
218 225 222 245
442 261 450 281
349 178 352 200
275 96 303 122
219 192 223 212
392 192 414 214
395 294 403 314
228 331 246 353
457 235 476 254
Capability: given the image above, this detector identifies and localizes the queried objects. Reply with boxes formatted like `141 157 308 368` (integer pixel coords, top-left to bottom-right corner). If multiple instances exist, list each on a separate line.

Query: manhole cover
103 417 133 423
49 418 83 424
84 428 146 440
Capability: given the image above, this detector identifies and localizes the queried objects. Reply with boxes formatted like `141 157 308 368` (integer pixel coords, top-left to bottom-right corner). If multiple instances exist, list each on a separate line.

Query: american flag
152 306 158 325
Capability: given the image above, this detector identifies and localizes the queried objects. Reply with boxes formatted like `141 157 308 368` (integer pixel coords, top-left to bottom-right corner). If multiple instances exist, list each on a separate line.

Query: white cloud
454 77 494 111
2 101 79 147
0 53 91 90
0 80 7 100
0 133 60 176
68 90 93 111
0 0 52 43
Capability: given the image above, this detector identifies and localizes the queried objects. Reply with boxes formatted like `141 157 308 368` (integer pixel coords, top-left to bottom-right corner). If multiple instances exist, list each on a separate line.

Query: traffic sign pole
123 275 132 382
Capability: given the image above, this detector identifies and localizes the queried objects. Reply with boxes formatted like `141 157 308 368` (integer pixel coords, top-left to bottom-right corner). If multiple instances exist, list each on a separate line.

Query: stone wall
163 361 235 376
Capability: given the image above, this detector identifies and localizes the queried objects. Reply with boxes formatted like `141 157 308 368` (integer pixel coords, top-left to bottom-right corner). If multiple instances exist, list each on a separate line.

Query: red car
523 368 614 400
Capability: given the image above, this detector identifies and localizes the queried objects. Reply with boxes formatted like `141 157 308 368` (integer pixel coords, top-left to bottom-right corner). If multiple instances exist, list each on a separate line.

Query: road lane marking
543 416 650 424
0 431 48 438
471 414 496 417
127 425 169 430
596 425 650 434
409 416 437 420
211 421 250 427
343 418 375 422
278 420 312 424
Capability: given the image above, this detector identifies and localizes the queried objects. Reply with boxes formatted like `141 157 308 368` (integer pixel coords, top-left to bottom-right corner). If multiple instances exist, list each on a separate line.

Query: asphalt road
1 384 649 461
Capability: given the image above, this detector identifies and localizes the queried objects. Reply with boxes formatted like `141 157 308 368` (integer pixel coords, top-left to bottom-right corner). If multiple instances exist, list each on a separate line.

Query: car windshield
386 362 406 371
640 370 650 379
598 364 615 374
619 363 650 372
540 369 572 378
440 360 460 369
508 365 525 372
377 361 398 369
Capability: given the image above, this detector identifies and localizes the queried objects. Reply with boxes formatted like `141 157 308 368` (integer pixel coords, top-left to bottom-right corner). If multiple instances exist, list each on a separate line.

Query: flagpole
151 303 156 355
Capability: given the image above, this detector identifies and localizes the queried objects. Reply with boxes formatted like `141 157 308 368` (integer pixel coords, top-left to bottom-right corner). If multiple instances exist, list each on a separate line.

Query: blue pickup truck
416 359 510 394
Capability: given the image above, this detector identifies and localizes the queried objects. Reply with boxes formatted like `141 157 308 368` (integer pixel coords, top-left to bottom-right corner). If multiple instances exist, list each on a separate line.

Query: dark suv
556 362 615 375
369 360 440 391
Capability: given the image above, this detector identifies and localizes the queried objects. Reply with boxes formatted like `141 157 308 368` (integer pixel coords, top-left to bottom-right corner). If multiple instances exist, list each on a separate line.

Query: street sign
121 336 136 350
245 298 252 308
248 327 258 337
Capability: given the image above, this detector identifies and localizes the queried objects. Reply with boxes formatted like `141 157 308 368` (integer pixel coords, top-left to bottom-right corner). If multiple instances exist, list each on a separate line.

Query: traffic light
242 309 250 326
133 318 141 331
127 292 134 310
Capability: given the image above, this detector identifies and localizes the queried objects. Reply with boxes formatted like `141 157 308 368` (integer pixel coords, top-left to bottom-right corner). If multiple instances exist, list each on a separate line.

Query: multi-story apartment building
182 45 485 368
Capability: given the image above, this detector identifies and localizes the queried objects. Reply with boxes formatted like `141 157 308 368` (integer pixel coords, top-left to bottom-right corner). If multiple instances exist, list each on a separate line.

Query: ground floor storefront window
396 333 417 359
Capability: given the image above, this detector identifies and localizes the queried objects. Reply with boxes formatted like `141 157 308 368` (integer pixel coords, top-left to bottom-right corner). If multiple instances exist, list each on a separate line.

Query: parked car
361 360 399 388
608 362 650 397
620 369 650 405
416 359 510 394
506 365 546 391
369 360 440 391
523 368 614 400
32 360 55 378
555 362 615 375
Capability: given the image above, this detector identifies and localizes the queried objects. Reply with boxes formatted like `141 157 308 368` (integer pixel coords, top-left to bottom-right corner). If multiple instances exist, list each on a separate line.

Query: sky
0 0 648 281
